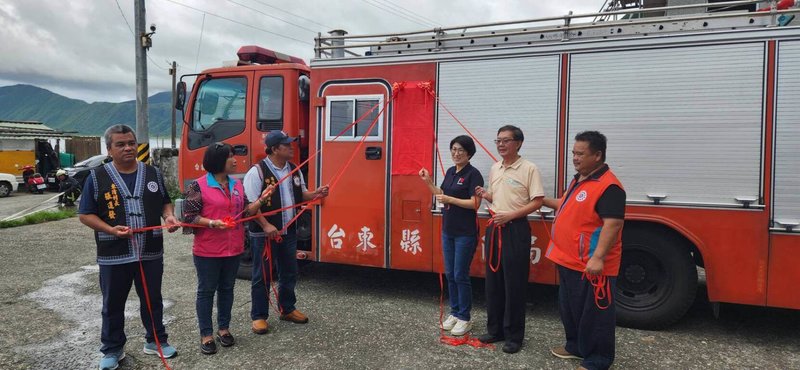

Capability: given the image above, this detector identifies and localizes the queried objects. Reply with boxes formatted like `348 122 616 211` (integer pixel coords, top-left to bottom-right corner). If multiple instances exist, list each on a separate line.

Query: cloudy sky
0 0 600 103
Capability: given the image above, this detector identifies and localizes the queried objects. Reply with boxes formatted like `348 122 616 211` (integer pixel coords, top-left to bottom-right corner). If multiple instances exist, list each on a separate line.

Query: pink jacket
193 174 246 257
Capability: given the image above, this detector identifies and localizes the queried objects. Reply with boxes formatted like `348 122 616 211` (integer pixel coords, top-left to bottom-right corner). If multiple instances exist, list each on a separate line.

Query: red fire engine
176 0 800 329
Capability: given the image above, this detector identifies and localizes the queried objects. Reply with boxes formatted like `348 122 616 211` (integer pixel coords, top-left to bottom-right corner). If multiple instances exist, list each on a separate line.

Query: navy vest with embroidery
92 162 165 264
248 160 304 234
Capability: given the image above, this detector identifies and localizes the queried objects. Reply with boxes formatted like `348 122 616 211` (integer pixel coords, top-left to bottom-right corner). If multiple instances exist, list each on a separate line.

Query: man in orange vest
544 131 625 370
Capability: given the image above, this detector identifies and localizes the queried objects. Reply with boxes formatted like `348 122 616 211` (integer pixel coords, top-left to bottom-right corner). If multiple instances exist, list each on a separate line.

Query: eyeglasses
494 138 517 145
450 148 466 154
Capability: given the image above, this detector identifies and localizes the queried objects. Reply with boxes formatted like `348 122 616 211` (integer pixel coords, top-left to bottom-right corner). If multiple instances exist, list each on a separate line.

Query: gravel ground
0 213 798 370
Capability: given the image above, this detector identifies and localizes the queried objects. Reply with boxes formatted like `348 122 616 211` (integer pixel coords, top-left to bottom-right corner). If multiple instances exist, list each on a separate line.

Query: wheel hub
624 264 646 284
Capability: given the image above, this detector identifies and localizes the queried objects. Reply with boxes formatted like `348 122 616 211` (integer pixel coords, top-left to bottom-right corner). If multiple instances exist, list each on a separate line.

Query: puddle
17 265 175 369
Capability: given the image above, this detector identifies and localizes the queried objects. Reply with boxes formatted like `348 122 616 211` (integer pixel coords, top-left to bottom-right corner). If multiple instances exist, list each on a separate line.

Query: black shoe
502 342 521 354
217 332 235 347
200 339 217 355
477 334 504 344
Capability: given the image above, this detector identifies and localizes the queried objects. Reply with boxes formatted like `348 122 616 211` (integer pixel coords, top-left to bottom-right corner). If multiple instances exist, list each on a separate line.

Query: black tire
0 182 11 197
237 261 253 280
616 227 698 330
237 237 253 280
297 212 312 242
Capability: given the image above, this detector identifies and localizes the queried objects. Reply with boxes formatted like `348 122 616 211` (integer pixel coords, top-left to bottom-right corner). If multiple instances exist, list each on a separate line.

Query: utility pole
169 61 177 149
134 0 153 163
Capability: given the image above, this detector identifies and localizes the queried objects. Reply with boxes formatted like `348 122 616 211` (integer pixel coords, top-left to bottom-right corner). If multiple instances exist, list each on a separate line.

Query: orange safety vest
546 167 624 276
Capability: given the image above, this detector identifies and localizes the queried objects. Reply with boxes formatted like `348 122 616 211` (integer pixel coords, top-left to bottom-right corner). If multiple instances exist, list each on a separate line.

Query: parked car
46 154 110 189
0 173 19 197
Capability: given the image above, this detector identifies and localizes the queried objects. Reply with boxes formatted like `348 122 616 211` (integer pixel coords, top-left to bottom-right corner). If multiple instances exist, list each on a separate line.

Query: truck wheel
237 261 253 280
616 227 698 329
237 237 253 280
0 182 11 197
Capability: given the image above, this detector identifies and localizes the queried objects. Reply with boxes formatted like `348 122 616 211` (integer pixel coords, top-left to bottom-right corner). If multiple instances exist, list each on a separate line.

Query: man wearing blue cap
243 131 329 334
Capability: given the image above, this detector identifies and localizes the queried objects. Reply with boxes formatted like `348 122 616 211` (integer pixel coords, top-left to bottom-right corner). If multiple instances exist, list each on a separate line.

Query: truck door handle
365 147 382 160
233 145 248 156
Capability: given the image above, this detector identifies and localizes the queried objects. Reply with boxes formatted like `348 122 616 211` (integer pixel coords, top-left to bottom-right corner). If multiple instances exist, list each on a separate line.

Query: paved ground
0 191 61 220
0 203 798 369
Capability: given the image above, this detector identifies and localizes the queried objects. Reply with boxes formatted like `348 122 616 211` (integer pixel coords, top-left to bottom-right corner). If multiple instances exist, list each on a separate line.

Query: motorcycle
21 165 47 194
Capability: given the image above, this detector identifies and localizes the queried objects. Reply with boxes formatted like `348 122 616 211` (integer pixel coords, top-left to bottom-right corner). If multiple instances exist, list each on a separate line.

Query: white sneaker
451 319 473 336
441 315 458 330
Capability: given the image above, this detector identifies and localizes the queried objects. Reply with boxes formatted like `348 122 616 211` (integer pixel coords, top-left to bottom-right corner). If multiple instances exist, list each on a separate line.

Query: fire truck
176 0 800 329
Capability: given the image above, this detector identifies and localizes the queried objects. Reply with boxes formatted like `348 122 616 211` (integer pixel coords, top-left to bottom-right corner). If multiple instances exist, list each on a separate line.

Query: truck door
250 74 286 165
182 72 253 186
317 82 390 268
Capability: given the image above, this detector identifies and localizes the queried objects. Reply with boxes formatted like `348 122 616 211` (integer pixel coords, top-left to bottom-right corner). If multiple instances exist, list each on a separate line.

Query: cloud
0 0 599 103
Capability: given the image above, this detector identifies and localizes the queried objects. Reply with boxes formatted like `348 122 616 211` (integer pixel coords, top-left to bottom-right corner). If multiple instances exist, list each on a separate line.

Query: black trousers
99 258 168 355
558 265 616 370
484 218 530 344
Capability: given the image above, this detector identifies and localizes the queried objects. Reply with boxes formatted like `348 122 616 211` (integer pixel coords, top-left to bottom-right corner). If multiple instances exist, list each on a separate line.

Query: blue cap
264 130 297 148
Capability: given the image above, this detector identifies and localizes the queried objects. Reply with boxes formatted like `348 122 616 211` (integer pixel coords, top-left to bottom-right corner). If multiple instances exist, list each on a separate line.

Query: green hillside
0 84 182 136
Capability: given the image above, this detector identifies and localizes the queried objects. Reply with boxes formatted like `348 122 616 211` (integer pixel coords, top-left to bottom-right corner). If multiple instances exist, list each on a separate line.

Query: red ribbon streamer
582 272 612 310
438 272 493 349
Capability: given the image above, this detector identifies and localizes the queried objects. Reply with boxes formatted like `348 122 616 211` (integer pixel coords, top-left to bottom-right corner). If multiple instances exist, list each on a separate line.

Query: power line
149 58 169 70
246 0 333 30
159 0 313 45
113 0 168 71
227 0 318 34
374 0 441 26
358 0 432 28
114 0 134 34
194 13 205 73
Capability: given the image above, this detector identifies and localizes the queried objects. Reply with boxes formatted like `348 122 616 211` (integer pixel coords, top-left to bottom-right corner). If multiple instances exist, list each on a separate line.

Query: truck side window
192 77 247 131
325 96 382 141
258 76 284 132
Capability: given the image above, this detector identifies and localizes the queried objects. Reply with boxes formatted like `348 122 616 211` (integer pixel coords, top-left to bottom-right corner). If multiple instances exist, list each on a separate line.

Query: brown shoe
251 319 269 334
279 309 309 324
550 346 583 360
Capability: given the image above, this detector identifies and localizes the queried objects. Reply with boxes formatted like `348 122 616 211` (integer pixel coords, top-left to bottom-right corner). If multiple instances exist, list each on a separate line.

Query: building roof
0 120 73 139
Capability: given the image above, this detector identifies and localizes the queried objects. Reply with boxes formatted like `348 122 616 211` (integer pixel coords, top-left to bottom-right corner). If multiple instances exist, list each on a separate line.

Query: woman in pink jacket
183 142 272 354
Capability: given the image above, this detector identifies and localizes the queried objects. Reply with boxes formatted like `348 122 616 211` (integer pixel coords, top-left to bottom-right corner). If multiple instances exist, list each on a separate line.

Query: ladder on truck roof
314 0 799 59
595 0 646 22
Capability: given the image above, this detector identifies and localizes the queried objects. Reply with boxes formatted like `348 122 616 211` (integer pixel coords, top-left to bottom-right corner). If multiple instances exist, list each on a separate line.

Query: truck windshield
192 77 247 131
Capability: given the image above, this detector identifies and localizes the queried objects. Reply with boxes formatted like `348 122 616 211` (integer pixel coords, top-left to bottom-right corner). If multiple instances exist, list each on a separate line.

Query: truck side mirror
298 75 310 102
175 81 186 111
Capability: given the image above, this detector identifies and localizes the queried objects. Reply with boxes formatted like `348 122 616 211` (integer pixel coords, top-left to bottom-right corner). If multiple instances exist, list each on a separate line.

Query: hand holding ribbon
164 215 180 233
313 184 330 199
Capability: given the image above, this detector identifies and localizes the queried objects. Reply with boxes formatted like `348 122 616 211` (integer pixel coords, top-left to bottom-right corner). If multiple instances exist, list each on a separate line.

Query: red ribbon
582 272 612 310
261 237 284 315
438 272 493 349
485 210 504 273
128 237 173 370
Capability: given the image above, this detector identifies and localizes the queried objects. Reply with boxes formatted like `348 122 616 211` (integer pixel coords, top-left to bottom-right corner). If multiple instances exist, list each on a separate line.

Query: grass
0 208 77 228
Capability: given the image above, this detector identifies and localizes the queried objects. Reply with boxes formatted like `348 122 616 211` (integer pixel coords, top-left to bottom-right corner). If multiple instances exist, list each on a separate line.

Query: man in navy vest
244 131 329 334
78 124 180 370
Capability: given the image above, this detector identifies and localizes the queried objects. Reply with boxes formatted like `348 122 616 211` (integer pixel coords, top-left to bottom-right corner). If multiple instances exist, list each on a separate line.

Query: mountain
0 84 183 136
